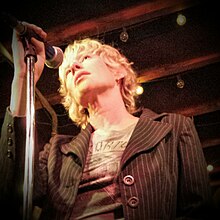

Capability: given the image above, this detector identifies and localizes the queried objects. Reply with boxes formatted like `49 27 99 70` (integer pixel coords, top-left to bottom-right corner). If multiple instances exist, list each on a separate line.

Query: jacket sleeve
0 107 53 215
0 107 26 217
177 115 215 219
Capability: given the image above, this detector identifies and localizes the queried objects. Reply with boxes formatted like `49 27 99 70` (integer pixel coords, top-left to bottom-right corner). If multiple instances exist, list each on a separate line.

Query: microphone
1 12 63 69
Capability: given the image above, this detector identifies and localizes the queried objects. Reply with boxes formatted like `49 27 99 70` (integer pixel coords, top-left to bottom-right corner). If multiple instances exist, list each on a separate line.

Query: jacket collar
60 124 93 167
120 109 172 168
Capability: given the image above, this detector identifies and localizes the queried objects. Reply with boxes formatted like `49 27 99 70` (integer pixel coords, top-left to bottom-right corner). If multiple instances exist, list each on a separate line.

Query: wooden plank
201 137 220 149
173 99 220 117
137 53 220 83
46 0 199 46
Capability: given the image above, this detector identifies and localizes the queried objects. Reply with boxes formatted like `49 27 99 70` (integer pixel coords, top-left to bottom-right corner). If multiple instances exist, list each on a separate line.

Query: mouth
75 71 90 85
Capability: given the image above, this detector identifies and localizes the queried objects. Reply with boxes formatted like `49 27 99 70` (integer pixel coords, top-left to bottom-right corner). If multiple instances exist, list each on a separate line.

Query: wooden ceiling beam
171 99 220 117
46 0 199 46
137 53 220 83
201 137 220 149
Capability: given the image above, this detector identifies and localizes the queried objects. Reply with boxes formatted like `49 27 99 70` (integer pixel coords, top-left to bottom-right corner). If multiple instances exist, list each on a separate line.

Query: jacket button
7 149 13 158
127 196 139 208
7 123 13 133
7 138 13 146
123 175 134 185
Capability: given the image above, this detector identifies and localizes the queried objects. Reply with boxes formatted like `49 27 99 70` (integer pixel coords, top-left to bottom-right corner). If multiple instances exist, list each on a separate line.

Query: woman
0 22 213 219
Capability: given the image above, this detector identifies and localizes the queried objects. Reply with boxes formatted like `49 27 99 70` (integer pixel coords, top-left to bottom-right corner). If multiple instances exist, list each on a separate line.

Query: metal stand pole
22 37 37 220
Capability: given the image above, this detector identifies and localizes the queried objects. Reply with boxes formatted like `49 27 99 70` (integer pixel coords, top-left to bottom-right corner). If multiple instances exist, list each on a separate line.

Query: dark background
1 0 220 211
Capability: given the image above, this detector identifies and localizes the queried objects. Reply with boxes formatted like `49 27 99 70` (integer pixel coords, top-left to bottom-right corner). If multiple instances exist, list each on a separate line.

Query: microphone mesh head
45 46 63 69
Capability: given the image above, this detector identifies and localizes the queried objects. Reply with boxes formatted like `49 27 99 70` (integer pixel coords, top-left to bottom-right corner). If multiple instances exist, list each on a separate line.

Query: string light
176 13 186 26
176 75 185 89
120 27 129 42
207 164 214 172
135 85 144 95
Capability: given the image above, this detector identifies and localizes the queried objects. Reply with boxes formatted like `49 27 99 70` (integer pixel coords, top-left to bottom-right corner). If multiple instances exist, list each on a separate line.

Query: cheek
97 64 115 81
87 58 112 76
66 77 76 96
66 77 72 90
69 86 81 105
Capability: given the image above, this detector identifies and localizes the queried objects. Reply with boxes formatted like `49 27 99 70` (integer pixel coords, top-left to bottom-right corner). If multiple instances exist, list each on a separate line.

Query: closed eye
82 55 91 62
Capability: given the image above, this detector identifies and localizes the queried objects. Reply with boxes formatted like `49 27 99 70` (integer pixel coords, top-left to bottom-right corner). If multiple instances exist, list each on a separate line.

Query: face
65 53 117 107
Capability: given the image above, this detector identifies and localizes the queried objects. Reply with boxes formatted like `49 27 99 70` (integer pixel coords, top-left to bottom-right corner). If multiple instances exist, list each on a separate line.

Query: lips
74 71 90 85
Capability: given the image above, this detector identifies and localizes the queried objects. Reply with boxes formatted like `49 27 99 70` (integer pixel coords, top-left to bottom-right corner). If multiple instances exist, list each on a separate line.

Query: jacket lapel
121 109 172 168
60 124 93 168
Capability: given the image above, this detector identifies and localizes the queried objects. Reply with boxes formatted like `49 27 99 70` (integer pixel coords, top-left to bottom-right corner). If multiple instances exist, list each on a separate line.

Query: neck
87 90 137 131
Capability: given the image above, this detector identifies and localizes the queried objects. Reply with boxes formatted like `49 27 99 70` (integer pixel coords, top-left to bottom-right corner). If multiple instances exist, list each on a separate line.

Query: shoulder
140 108 189 121
40 134 75 155
140 108 194 132
48 133 75 147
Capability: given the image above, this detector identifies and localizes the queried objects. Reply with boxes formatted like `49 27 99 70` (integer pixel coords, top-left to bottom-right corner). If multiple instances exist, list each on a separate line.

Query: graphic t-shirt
71 121 138 219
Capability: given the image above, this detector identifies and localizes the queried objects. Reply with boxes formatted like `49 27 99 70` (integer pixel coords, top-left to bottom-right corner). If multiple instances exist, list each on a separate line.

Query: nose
71 61 82 73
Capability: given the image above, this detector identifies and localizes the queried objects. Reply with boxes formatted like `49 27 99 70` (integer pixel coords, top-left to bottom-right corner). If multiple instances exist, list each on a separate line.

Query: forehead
61 41 104 71
69 44 98 62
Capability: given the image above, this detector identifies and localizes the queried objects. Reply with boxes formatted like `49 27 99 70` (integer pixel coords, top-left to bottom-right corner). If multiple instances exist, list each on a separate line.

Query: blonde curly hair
58 38 140 129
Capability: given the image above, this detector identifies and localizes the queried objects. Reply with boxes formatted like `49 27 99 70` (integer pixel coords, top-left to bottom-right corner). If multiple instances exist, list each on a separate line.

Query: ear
114 68 127 80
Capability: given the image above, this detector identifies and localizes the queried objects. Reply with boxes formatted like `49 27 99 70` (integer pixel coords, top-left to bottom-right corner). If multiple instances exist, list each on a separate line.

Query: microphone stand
22 36 37 220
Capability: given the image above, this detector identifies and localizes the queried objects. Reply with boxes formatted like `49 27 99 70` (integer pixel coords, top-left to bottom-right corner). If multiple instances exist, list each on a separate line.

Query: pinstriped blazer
34 108 212 219
0 108 213 219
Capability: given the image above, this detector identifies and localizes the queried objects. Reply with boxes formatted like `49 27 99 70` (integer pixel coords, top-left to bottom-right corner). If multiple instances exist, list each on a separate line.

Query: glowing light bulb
135 85 144 95
176 14 186 26
176 78 185 89
176 76 185 89
120 28 129 42
207 164 214 172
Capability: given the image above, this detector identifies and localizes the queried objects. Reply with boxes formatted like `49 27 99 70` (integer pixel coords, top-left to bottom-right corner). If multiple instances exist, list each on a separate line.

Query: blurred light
176 76 185 89
135 85 144 95
176 14 186 26
207 164 214 172
120 28 129 42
